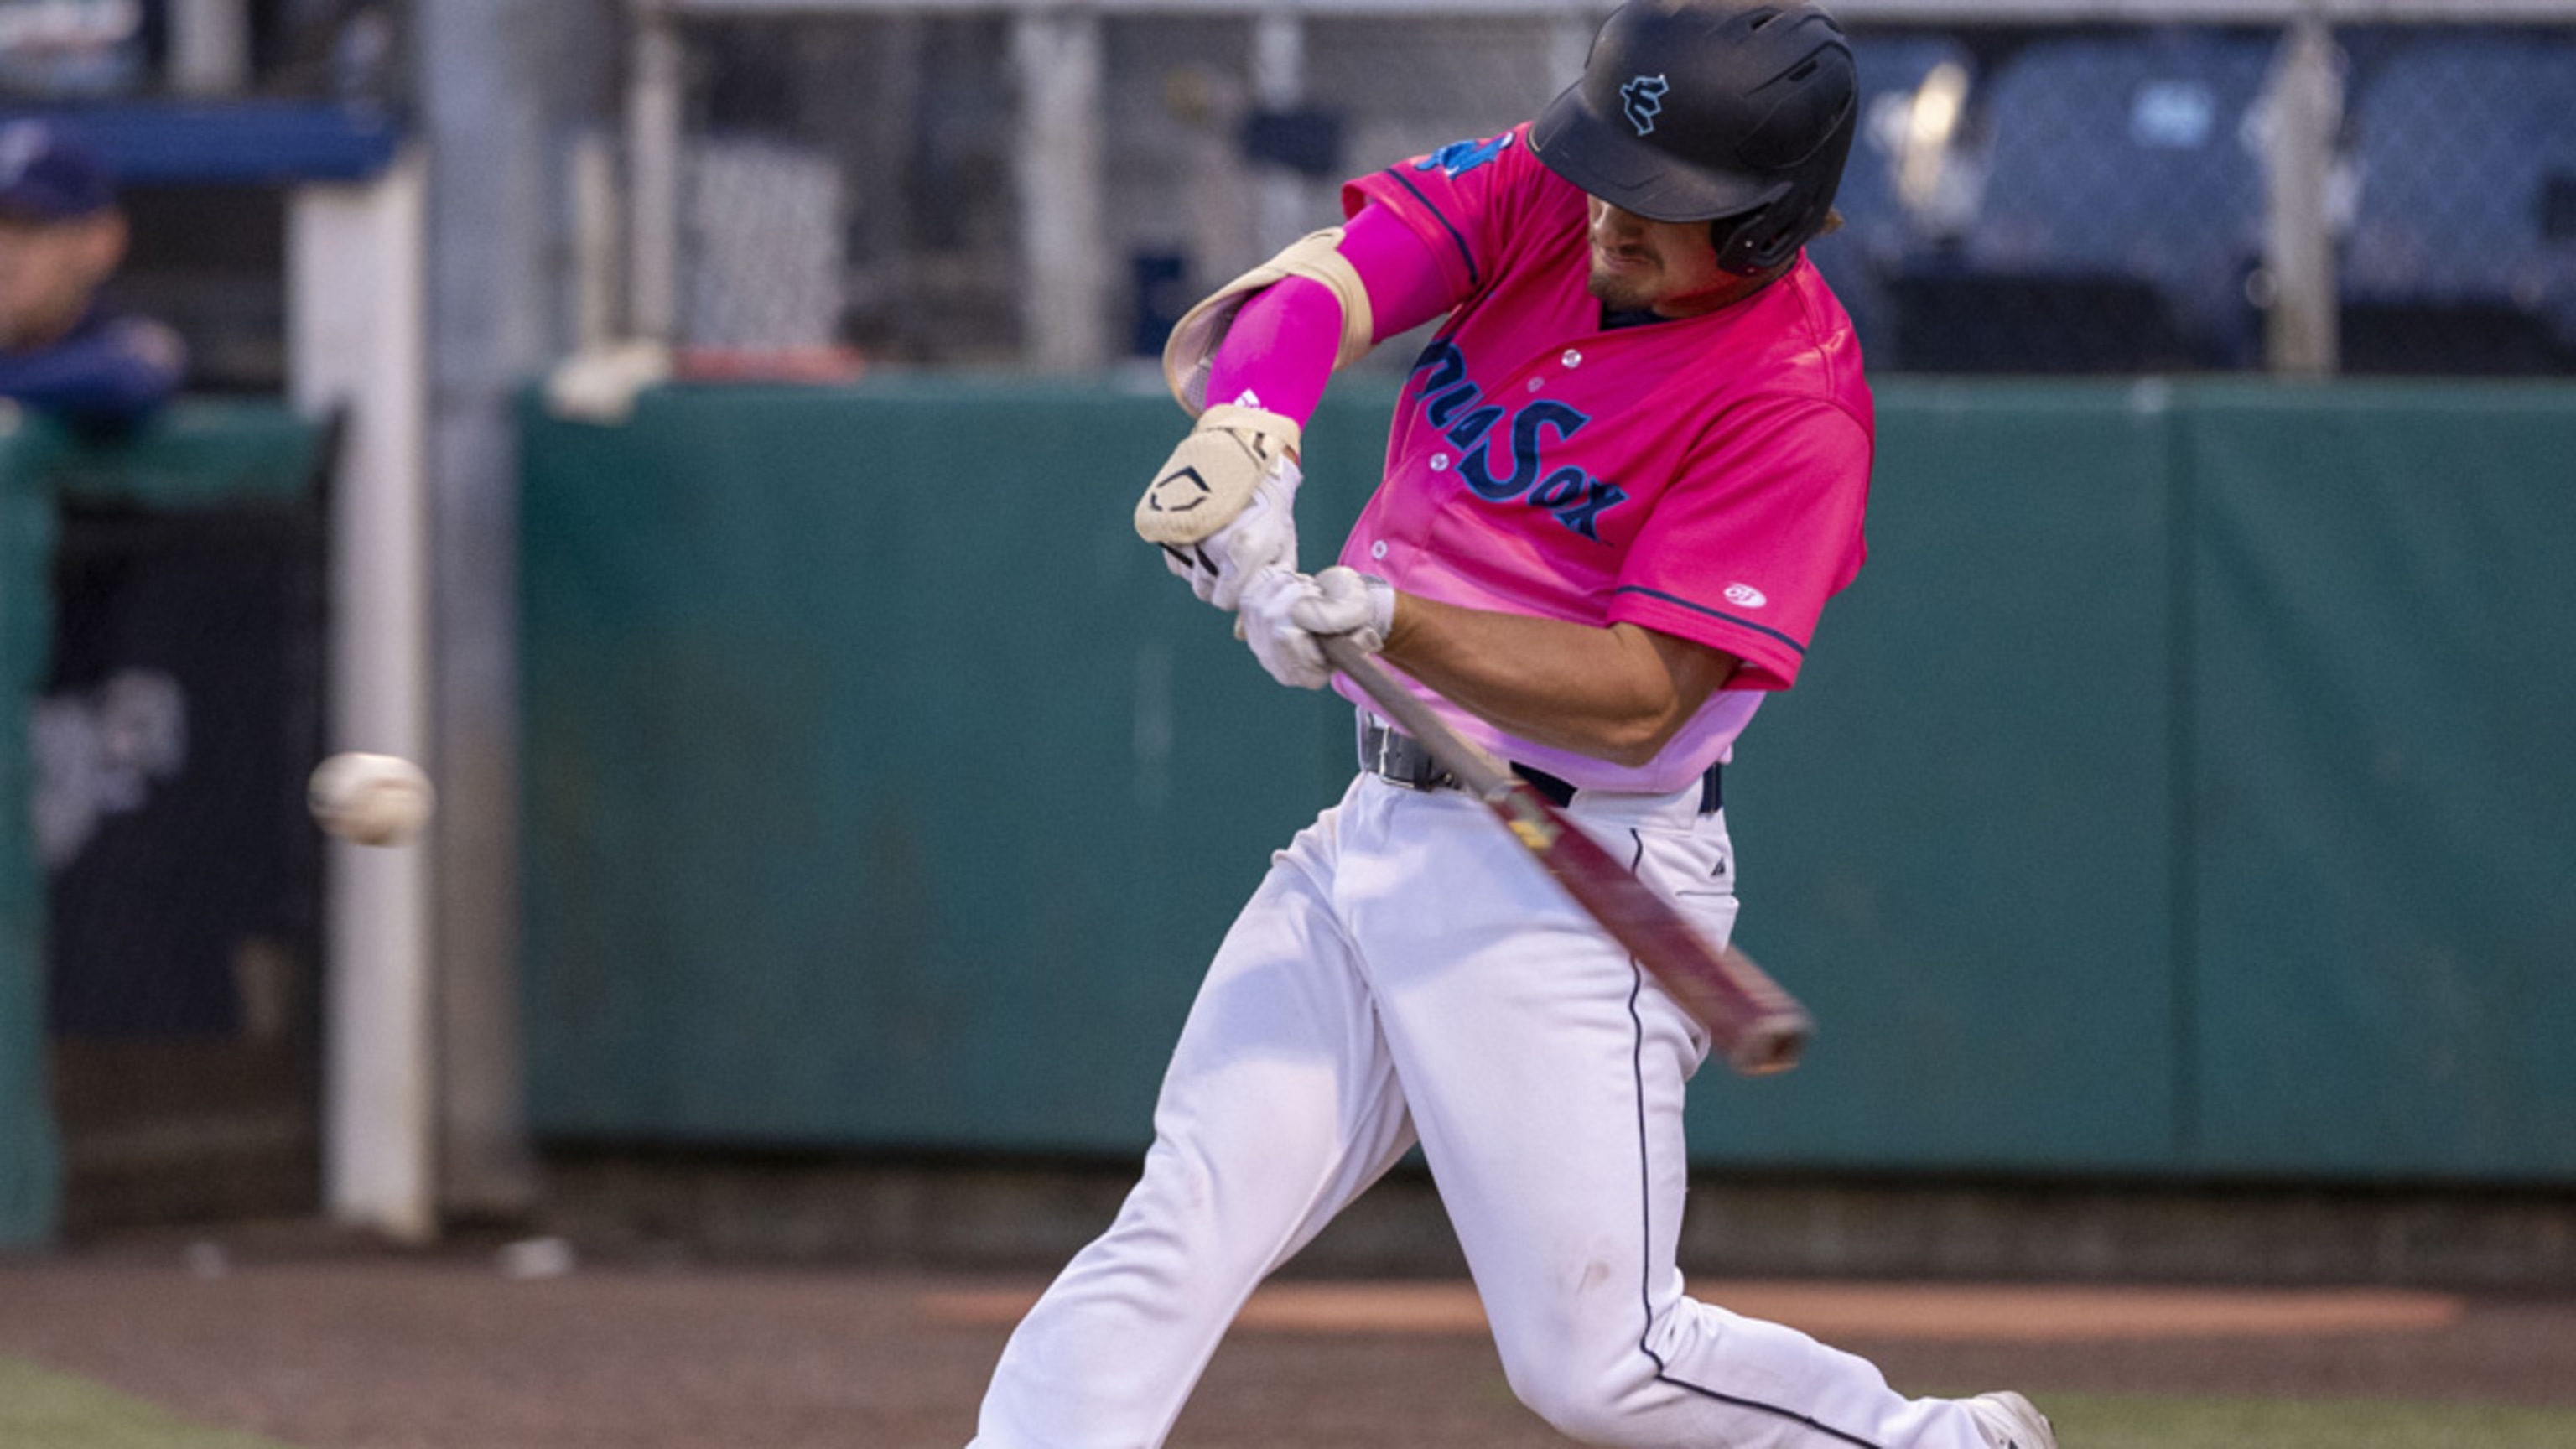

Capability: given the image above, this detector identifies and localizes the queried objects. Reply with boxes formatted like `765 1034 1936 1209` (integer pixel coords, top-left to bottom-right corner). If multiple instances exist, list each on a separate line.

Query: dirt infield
4 1229 2575 1449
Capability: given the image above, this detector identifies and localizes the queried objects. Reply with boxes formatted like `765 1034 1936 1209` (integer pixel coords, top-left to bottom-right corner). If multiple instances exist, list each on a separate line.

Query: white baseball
308 752 435 846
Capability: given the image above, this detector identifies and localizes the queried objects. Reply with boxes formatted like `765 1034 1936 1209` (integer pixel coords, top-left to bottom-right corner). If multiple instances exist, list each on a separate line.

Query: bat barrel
1726 1009 1814 1076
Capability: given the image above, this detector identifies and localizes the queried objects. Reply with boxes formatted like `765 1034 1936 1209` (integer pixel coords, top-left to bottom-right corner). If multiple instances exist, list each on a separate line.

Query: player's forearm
1204 277 1340 429
1379 593 1734 767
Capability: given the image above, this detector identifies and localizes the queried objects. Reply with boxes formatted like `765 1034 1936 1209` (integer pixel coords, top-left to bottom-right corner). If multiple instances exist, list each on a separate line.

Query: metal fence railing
620 0 2576 378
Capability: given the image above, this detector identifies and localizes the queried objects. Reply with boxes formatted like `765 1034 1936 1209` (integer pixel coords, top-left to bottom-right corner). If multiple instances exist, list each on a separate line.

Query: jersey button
1429 454 1449 471
1369 540 1389 560
1527 377 1544 392
1561 349 1582 368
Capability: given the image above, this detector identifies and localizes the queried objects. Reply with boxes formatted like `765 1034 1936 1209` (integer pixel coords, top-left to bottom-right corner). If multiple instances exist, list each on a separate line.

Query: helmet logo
1621 74 1670 135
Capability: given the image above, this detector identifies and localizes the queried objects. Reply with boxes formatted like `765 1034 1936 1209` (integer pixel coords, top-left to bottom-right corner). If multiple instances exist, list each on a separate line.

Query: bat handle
1316 636 1516 800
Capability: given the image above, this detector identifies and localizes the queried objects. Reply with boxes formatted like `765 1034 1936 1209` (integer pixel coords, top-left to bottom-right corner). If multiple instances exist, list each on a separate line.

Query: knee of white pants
1490 1311 1665 1445
1109 1136 1224 1271
1503 1365 1651 1447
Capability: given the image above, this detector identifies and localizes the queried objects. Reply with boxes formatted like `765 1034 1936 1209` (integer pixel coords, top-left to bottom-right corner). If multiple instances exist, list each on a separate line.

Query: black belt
1358 715 1722 814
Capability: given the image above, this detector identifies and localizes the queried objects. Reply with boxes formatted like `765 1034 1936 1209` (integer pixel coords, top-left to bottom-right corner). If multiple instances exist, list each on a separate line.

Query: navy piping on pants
1621 828 1886 1449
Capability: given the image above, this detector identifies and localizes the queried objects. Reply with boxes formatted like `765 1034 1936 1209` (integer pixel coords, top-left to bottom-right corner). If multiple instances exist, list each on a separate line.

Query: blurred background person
0 117 185 432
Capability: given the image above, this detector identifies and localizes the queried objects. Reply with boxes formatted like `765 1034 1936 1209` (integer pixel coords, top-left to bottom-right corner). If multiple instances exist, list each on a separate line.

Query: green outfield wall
516 378 2576 1184
0 404 330 1248
0 414 63 1247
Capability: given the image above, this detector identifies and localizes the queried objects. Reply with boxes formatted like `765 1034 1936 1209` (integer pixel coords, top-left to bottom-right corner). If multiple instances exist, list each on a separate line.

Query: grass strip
2043 1392 2576 1449
0 1356 295 1449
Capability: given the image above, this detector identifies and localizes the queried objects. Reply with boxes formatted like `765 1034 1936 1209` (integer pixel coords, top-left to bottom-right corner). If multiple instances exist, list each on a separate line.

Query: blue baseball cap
0 118 116 221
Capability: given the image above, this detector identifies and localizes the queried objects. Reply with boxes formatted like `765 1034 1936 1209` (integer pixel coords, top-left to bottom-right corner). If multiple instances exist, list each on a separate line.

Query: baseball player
969 3 2055 1446
0 119 184 429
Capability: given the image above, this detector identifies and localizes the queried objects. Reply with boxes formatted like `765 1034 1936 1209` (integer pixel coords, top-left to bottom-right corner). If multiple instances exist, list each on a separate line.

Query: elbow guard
1161 227 1376 416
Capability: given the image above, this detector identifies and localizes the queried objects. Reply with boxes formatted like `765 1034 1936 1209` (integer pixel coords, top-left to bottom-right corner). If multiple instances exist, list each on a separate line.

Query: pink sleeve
1340 126 1544 302
1606 395 1873 691
1199 205 1459 428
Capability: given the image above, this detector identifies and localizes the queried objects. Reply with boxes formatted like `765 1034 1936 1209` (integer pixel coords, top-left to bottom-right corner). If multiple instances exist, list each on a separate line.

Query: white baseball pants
969 771 1991 1449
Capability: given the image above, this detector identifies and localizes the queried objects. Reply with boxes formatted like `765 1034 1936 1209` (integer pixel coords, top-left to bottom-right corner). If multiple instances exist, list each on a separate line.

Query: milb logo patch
1416 131 1514 179
1410 340 1628 541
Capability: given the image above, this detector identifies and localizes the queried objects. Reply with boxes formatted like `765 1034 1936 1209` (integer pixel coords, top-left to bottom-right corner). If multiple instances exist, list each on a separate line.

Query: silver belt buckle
1365 716 1431 791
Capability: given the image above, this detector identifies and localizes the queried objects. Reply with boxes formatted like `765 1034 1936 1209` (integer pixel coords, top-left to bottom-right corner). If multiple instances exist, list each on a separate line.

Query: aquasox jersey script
1332 123 1877 793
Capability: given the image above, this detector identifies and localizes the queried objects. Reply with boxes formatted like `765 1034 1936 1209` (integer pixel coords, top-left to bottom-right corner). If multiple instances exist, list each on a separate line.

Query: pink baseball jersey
1333 122 1875 794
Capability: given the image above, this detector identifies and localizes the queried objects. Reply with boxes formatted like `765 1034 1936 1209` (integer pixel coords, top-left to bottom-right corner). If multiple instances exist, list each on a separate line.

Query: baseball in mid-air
308 752 435 846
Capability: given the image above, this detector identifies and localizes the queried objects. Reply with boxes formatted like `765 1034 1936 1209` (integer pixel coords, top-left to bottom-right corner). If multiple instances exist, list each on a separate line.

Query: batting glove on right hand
1238 566 1394 690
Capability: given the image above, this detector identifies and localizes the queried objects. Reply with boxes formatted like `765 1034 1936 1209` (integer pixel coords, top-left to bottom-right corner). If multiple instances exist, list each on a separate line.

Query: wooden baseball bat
1317 635 1814 1076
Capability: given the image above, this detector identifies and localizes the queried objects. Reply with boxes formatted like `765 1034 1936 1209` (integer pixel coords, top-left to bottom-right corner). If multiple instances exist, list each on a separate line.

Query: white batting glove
1238 566 1395 690
1136 402 1303 611
1159 454 1301 610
